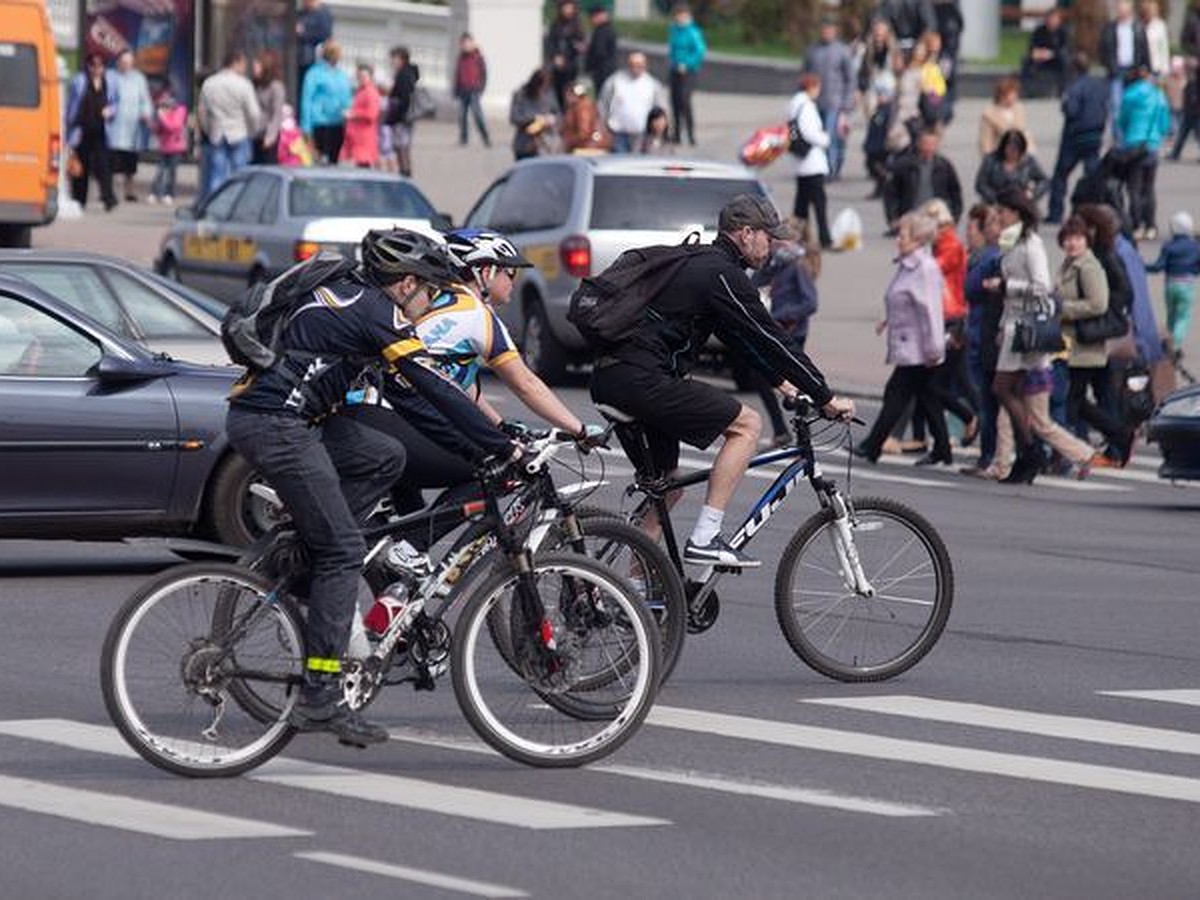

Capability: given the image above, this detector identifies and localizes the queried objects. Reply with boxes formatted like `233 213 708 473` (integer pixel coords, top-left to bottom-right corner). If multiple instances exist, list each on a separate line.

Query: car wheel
0 225 32 248
522 297 569 386
160 255 180 282
205 453 288 547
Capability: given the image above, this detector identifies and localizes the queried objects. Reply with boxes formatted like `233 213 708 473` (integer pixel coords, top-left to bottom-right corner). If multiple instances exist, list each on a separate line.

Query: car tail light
48 134 61 174
560 235 591 278
294 241 321 261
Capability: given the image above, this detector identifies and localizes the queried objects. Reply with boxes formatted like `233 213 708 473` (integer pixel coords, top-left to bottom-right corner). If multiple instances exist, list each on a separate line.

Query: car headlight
1158 394 1200 419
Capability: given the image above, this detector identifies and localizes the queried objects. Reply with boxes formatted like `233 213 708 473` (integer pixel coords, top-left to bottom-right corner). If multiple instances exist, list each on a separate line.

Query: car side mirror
433 211 454 231
175 206 196 222
94 353 169 383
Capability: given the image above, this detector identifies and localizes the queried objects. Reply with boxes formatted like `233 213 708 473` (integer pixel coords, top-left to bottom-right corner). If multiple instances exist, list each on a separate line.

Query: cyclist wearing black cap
226 228 515 747
590 194 854 568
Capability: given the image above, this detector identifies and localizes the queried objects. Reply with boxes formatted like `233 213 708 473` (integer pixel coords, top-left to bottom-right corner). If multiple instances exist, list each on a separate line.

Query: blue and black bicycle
598 396 953 683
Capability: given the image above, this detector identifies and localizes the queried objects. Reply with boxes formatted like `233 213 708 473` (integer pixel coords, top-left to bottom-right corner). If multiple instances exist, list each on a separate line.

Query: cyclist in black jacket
591 195 854 568
226 229 515 747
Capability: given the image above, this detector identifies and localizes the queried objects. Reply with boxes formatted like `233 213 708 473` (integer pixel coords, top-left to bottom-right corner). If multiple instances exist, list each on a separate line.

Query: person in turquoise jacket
667 3 706 145
1119 66 1171 239
301 41 353 164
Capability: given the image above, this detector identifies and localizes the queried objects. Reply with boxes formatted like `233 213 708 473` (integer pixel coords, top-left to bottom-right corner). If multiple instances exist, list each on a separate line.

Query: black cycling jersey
606 233 834 407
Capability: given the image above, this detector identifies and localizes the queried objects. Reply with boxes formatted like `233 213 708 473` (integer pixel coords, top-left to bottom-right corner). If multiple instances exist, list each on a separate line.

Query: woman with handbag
985 186 1095 482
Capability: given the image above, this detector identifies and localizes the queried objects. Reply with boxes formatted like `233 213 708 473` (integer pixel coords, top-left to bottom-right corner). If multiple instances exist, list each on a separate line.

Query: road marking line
1099 690 1200 708
647 705 1200 804
386 727 941 818
0 719 666 831
802 695 1200 756
0 774 308 840
294 851 528 898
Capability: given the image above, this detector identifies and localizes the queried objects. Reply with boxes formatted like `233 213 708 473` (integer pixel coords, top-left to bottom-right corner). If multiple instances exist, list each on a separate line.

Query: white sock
690 505 724 546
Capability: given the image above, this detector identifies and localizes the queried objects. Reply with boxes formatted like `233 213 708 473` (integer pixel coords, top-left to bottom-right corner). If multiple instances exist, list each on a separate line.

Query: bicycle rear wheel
100 562 303 778
774 497 953 682
453 553 660 767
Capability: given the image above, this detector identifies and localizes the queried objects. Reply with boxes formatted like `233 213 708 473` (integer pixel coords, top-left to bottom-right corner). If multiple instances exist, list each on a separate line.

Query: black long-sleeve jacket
608 234 833 406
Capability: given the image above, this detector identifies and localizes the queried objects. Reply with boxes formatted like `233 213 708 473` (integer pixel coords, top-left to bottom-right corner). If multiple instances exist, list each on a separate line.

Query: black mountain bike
100 432 662 776
599 396 954 682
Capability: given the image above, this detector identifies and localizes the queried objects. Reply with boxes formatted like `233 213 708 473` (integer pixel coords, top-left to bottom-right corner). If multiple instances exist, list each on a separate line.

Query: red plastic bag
738 124 789 168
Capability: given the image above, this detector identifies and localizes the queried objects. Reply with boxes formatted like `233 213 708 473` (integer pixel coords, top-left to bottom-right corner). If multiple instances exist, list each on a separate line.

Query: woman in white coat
788 72 833 249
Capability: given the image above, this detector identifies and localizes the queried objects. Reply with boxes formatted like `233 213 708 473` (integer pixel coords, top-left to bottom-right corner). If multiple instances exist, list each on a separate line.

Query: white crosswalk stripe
646 704 1200 805
294 851 528 898
1098 689 1200 708
0 719 667 831
802 695 1200 756
0 774 309 840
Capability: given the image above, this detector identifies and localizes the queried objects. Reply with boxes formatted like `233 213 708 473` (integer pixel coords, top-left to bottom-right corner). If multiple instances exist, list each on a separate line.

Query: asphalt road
1 387 1197 900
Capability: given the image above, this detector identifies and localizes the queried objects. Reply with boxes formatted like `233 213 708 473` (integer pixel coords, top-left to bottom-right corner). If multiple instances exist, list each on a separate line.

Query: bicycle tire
100 562 303 778
774 496 953 682
452 553 660 768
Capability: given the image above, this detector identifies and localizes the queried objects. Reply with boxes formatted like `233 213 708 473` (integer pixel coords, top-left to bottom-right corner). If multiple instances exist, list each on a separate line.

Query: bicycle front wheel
453 553 660 768
100 562 303 778
774 497 953 682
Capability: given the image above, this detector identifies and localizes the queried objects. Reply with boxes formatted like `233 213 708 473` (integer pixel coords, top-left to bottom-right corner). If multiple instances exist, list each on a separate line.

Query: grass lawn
616 19 1029 68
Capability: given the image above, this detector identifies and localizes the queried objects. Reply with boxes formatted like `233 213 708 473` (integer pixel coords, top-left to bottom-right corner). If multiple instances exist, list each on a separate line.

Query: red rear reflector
462 500 486 517
49 134 61 173
559 235 591 278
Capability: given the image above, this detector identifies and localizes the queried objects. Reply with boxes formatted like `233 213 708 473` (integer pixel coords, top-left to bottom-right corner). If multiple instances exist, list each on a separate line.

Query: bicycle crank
685 582 720 634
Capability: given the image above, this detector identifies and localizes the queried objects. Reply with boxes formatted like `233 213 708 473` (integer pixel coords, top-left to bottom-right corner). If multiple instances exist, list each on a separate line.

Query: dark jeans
151 153 180 199
669 68 696 145
70 132 116 209
862 365 950 459
1047 136 1101 223
1126 156 1159 231
793 174 831 248
1067 365 1130 450
458 92 490 145
1170 109 1200 159
929 325 978 425
225 408 404 666
312 124 345 164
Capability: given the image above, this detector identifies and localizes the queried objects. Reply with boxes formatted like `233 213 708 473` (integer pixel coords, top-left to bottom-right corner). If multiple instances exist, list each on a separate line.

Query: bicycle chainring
686 586 720 634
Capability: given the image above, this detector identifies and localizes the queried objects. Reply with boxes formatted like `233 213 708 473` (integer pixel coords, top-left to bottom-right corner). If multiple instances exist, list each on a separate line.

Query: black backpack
220 251 358 371
567 233 718 349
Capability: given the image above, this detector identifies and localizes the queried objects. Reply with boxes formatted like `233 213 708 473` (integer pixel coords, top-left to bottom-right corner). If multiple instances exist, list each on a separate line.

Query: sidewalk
34 92 1200 396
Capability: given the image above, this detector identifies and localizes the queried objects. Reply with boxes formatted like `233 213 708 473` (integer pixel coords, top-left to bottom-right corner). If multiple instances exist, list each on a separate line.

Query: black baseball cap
718 194 789 239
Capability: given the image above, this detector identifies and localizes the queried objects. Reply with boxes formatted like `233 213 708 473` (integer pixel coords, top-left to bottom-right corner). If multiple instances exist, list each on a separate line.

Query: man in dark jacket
1183 0 1200 60
296 0 333 119
804 18 856 179
884 127 962 228
590 195 854 567
1099 0 1150 141
545 1 585 111
1020 7 1070 97
386 46 420 177
875 0 936 49
585 3 618 93
1047 53 1109 224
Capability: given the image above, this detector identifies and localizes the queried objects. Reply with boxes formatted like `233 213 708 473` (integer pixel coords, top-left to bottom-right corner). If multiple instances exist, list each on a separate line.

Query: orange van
0 0 60 248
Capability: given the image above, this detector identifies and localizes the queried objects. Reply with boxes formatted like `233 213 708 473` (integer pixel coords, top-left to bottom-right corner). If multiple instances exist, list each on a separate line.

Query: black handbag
1011 296 1064 354
1074 304 1128 344
787 118 812 157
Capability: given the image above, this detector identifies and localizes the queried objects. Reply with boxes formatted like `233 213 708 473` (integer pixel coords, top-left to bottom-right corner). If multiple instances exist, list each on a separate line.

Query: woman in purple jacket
853 210 952 465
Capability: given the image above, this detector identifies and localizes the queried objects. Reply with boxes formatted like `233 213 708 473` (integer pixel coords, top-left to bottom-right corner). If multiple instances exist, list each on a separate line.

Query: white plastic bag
830 207 863 252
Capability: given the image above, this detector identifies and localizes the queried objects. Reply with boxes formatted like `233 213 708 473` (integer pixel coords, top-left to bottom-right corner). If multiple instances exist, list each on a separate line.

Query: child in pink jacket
277 104 312 167
150 88 187 205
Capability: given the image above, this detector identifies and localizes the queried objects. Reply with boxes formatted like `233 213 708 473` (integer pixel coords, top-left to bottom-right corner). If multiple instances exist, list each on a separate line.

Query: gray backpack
220 252 358 371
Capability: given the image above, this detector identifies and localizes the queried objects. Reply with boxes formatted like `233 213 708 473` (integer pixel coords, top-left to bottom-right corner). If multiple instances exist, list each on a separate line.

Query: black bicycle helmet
360 228 458 287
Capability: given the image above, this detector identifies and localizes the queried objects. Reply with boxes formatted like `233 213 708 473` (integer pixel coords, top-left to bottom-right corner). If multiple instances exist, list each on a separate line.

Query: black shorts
590 363 741 475
110 149 138 176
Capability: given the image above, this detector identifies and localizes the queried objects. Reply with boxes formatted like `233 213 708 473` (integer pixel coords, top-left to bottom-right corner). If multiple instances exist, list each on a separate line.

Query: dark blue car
0 272 267 544
1147 382 1200 481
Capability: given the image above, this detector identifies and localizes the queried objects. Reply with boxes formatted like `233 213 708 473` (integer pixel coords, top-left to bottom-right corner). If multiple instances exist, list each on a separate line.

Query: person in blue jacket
301 41 353 164
66 53 120 211
1145 211 1200 355
667 3 706 145
1119 66 1171 240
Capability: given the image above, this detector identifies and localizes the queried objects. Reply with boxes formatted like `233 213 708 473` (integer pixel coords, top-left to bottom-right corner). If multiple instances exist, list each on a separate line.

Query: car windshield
0 43 38 108
288 179 436 219
589 176 766 231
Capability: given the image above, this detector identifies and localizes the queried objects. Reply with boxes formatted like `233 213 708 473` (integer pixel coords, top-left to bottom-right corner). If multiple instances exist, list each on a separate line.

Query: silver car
0 249 228 365
462 156 774 383
157 166 450 303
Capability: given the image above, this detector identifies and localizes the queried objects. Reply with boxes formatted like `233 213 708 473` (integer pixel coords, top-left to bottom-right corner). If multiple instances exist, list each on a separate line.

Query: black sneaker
289 682 389 747
683 535 760 568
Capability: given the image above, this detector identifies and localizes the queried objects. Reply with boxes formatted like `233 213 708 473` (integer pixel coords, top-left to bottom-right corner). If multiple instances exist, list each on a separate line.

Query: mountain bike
100 431 662 777
599 395 953 683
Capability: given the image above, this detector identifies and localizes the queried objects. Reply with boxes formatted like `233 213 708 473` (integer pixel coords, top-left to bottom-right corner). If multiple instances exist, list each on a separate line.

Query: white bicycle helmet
444 228 533 274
